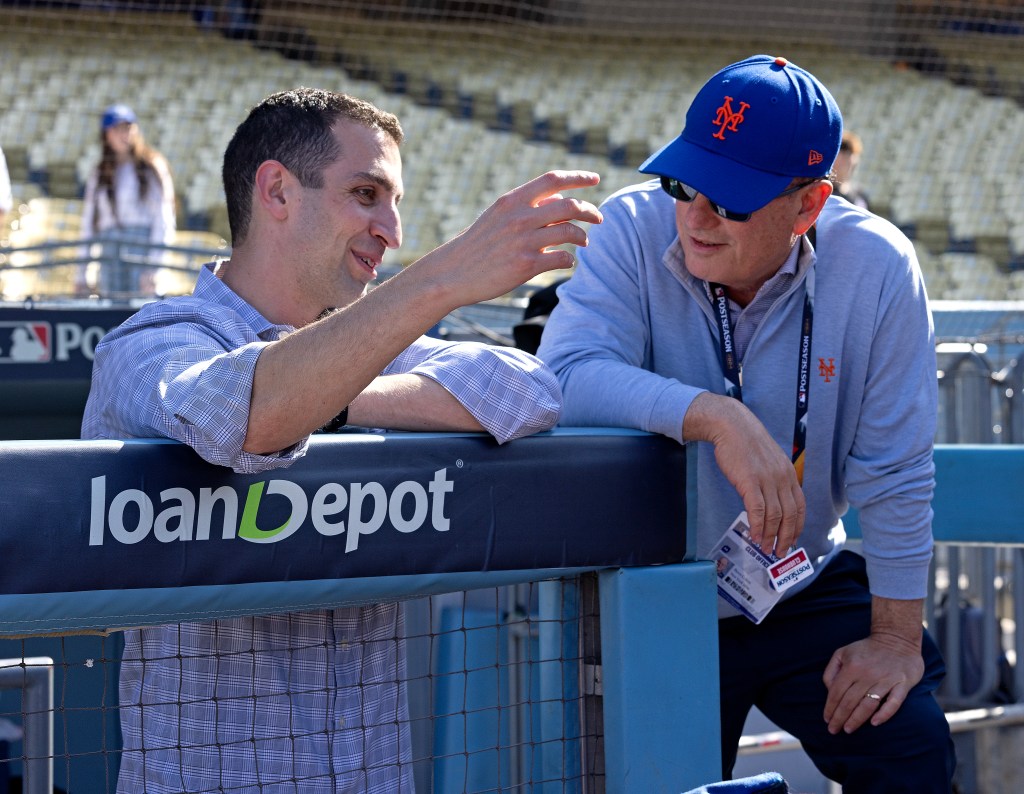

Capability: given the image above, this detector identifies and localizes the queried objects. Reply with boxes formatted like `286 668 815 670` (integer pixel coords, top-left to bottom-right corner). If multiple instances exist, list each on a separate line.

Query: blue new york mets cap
640 55 843 215
101 104 138 131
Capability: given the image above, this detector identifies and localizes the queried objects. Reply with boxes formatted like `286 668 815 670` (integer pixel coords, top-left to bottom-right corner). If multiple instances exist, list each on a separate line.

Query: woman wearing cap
0 145 13 231
78 104 177 297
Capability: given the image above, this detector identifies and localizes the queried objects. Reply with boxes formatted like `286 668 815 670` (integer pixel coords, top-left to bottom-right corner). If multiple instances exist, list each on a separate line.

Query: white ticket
712 512 814 624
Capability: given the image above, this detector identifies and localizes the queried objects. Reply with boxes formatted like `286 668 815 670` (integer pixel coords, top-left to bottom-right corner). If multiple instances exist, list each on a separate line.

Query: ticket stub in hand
712 512 814 624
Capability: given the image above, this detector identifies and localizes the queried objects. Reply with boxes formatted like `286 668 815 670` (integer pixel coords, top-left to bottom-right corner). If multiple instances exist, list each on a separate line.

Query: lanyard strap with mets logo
708 229 816 486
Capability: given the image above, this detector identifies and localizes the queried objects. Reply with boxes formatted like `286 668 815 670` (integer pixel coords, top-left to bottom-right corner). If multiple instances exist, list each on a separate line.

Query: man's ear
793 181 833 236
254 160 291 222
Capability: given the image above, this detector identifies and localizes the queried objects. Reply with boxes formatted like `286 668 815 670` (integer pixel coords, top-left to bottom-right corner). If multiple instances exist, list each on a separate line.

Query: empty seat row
2 10 1022 300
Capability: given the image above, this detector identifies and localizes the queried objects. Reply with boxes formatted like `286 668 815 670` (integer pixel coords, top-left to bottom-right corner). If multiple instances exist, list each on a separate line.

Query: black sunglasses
660 176 823 222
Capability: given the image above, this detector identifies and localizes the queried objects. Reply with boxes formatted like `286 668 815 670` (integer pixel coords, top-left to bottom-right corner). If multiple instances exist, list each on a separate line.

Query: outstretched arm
245 170 601 454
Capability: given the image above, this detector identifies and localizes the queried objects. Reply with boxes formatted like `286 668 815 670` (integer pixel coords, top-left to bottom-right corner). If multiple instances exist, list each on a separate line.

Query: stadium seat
1008 270 1024 301
2 10 1022 300
941 252 1009 301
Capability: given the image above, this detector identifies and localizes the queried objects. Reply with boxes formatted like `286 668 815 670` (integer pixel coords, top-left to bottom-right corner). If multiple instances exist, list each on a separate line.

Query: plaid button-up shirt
83 263 561 793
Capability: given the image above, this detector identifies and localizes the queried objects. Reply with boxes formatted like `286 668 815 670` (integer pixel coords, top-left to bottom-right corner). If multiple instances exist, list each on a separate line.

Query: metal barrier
994 356 1024 444
938 349 996 443
742 446 1024 793
0 657 52 794
740 704 1024 756
0 237 228 302
931 348 1024 709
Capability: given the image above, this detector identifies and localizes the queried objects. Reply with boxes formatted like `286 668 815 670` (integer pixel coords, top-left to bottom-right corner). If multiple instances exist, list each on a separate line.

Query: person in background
0 145 12 231
82 86 602 793
540 55 954 791
834 130 870 210
78 103 176 296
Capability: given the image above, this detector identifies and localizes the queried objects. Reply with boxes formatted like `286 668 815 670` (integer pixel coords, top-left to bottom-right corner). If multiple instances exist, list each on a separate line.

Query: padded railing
0 429 720 792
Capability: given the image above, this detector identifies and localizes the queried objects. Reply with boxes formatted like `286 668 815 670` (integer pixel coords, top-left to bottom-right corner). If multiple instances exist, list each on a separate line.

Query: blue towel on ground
681 771 789 793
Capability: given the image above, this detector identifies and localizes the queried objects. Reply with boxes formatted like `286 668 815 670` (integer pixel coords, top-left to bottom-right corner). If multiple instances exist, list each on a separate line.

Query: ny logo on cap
712 96 750 140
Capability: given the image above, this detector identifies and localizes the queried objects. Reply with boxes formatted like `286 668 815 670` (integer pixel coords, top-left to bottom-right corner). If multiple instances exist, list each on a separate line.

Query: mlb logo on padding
0 321 52 363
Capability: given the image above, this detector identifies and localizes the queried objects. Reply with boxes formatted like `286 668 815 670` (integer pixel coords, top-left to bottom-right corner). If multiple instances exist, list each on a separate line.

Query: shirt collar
194 261 294 341
662 234 808 308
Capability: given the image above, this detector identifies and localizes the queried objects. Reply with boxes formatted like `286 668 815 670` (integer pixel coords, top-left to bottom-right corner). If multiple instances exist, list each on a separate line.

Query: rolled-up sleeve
539 191 702 443
384 336 562 443
83 302 307 473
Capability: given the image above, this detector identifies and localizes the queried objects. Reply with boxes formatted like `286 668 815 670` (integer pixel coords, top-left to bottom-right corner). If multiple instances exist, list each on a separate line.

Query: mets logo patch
712 96 749 140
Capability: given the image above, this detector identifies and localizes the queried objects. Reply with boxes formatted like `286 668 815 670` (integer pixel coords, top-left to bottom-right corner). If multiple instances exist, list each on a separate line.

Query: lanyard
708 232 816 485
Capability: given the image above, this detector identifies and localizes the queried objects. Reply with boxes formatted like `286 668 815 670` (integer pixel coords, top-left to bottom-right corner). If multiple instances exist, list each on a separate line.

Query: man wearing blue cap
540 55 955 790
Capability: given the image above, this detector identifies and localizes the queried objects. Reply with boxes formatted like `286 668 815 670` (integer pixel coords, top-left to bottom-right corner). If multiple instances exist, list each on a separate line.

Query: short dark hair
222 87 403 245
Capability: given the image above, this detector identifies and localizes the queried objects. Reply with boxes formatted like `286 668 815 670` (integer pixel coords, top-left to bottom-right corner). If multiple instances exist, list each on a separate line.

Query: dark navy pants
718 550 956 793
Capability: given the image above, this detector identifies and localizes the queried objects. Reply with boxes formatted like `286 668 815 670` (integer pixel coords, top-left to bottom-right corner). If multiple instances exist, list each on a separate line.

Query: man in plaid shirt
83 87 602 793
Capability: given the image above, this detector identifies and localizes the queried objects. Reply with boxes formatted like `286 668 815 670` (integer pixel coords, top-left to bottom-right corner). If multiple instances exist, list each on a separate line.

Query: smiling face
675 181 832 307
290 120 404 313
103 121 137 160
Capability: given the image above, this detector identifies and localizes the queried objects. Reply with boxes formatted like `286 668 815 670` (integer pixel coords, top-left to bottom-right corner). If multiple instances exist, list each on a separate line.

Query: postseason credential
712 512 814 624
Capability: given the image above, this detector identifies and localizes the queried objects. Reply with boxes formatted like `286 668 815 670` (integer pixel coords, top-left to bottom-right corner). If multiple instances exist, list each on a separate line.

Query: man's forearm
244 171 602 455
245 269 462 454
347 374 483 433
682 391 806 554
871 595 924 649
682 390 732 443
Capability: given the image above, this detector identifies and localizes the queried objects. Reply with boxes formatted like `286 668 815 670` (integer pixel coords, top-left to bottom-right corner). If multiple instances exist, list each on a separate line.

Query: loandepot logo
89 469 454 553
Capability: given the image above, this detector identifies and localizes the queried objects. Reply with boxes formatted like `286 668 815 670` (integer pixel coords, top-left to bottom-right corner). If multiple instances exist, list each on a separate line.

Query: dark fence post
937 350 995 443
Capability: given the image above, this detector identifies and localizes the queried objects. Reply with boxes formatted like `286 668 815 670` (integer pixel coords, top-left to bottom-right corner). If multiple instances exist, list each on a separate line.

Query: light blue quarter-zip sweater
540 180 937 617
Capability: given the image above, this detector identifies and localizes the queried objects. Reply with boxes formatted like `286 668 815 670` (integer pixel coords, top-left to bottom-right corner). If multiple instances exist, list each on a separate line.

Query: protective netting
0 579 602 792
5 5 1022 790
1 0 1023 302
